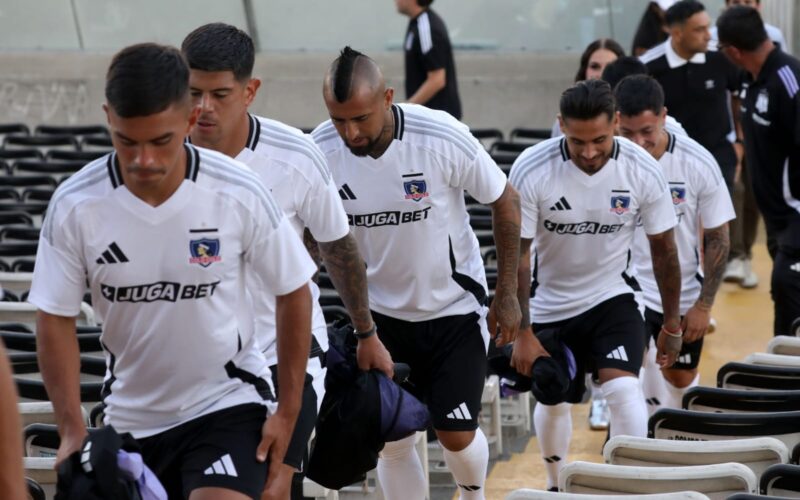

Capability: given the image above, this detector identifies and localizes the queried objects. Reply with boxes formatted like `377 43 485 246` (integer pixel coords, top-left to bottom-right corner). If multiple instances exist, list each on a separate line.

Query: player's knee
662 367 697 388
535 401 571 418
435 429 475 452
379 433 417 461
600 375 641 407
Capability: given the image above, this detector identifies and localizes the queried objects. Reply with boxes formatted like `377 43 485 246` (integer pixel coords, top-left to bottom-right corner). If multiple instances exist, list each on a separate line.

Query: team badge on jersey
189 238 221 267
670 187 686 205
610 195 631 215
756 90 769 114
404 180 429 202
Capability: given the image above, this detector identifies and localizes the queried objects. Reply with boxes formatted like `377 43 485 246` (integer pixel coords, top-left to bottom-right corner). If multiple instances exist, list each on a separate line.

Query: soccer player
29 43 316 500
508 79 682 491
181 23 391 500
313 47 521 500
615 75 733 414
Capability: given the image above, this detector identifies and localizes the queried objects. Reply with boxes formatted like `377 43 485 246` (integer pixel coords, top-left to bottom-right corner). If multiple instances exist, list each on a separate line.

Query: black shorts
532 294 645 404
644 307 703 369
269 366 318 471
138 404 268 499
772 249 800 336
373 310 487 432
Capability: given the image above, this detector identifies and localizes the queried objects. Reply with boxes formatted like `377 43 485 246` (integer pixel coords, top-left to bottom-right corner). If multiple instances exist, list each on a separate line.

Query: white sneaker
589 397 610 430
740 258 759 289
723 258 745 283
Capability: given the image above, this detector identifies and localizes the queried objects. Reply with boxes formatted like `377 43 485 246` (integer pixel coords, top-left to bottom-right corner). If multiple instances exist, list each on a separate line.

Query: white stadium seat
767 336 800 356
506 489 711 499
744 352 800 368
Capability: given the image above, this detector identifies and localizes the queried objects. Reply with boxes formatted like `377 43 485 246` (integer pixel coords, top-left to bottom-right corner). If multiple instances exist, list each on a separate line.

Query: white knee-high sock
377 434 426 500
663 373 700 410
602 376 648 438
442 428 489 500
641 340 667 417
533 402 572 489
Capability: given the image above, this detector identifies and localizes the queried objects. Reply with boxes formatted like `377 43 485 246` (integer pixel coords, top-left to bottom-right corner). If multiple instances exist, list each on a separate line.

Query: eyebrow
114 131 173 143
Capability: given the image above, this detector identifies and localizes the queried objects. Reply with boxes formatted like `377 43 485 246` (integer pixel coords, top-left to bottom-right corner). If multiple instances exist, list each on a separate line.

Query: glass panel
0 0 80 50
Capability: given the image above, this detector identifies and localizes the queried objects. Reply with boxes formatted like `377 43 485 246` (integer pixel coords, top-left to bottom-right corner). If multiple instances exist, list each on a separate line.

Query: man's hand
356 334 394 379
55 427 88 469
510 327 550 377
257 410 296 492
655 326 682 368
489 288 522 347
682 301 711 343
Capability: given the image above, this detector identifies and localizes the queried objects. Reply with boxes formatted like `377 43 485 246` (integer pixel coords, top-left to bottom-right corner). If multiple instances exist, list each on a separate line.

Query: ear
186 104 201 135
103 103 111 126
611 112 620 130
557 114 566 134
384 87 394 109
245 78 261 107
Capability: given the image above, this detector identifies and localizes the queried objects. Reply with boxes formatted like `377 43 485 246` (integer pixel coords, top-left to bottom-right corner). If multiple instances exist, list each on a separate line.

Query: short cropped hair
418 0 434 6
601 56 648 91
614 75 665 117
717 6 768 51
665 0 705 27
560 79 616 122
105 43 189 118
181 23 255 82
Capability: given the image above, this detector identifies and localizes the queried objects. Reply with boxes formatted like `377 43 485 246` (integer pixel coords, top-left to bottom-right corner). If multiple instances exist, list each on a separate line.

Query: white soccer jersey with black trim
631 133 735 314
312 103 507 322
28 144 316 438
509 136 677 323
235 114 349 367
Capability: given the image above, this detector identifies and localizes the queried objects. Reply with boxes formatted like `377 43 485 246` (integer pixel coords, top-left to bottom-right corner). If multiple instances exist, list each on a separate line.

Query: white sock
377 434 426 500
663 373 700 410
601 376 647 438
641 340 667 417
442 428 489 500
533 402 572 489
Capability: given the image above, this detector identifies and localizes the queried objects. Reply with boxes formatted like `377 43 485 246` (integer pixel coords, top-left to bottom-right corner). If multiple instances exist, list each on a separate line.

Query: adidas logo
204 453 238 477
543 455 561 463
338 183 357 200
791 263 800 273
678 354 692 364
549 196 572 211
645 397 661 407
459 484 482 492
606 346 628 362
446 402 472 420
96 242 129 265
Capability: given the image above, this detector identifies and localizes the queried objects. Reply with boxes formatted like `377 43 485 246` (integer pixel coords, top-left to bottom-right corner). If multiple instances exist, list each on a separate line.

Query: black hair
105 43 189 118
726 0 759 4
601 56 648 90
329 46 369 103
717 5 768 51
631 2 669 56
614 75 665 117
560 79 616 122
575 38 625 82
181 23 254 82
665 0 706 27
417 0 434 6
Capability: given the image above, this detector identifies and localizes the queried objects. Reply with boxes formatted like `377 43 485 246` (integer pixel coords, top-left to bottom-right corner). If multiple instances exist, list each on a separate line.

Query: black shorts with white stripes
138 403 268 499
532 293 645 404
644 307 703 370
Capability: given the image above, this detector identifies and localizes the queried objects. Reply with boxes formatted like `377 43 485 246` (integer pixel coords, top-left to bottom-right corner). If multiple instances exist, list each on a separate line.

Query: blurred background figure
0 341 26 500
632 0 676 56
710 0 788 52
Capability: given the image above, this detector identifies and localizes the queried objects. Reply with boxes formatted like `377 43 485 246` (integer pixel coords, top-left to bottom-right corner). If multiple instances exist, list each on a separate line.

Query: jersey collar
665 37 706 69
391 104 405 141
245 113 261 151
107 143 200 189
666 132 676 154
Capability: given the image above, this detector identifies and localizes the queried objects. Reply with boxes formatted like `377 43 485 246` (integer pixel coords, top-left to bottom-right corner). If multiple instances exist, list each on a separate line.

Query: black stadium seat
3 134 78 151
0 224 39 242
0 188 20 201
0 148 43 162
683 386 800 413
35 124 108 137
14 159 84 175
46 149 107 162
0 212 33 226
761 464 800 496
21 188 55 203
1 329 101 353
26 478 46 500
10 353 106 402
0 123 30 137
510 128 551 143
0 175 57 189
79 134 113 151
718 361 800 390
490 141 529 155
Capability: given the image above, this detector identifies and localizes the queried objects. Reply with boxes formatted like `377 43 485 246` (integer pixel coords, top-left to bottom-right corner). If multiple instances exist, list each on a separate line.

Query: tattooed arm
318 233 393 377
647 228 682 367
303 228 321 283
510 238 550 377
487 182 523 346
683 223 730 342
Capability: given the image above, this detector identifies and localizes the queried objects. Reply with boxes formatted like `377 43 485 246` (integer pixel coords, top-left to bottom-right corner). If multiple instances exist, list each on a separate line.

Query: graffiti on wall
0 80 90 124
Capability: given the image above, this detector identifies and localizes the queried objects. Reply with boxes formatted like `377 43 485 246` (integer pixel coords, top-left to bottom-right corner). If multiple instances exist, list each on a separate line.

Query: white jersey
631 133 735 314
28 145 316 438
509 136 677 323
312 103 507 322
235 114 349 367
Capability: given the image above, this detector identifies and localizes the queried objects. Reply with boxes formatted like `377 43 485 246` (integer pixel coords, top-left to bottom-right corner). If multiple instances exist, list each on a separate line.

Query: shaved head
324 46 385 103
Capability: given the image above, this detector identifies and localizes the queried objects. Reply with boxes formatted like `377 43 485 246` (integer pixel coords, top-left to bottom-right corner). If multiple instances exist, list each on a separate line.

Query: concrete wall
0 51 577 135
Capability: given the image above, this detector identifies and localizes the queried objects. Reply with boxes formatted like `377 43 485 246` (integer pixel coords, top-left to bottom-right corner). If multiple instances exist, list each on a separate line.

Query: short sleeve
508 158 539 240
449 143 507 205
297 162 350 244
638 162 678 235
28 210 87 317
696 162 736 229
419 15 447 71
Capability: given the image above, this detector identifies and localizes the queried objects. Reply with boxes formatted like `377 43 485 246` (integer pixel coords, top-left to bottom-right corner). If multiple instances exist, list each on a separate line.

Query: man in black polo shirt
717 6 800 336
396 0 462 119
641 0 742 192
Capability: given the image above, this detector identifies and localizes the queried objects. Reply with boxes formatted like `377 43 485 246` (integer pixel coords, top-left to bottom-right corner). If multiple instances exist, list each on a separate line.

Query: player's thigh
590 295 645 375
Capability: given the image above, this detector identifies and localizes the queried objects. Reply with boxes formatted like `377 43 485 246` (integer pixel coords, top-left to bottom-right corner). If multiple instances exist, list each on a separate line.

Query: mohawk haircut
330 46 369 103
182 23 255 82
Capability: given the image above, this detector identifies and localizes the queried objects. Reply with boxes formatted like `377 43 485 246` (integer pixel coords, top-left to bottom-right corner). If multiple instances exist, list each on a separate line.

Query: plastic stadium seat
1 328 101 353
79 134 113 151
683 386 800 413
559 461 756 498
21 188 55 203
604 435 788 479
0 174 57 189
509 128 552 143
760 464 800 496
3 134 78 152
0 300 96 327
89 402 106 428
793 317 800 337
768 336 800 356
35 124 108 138
744 352 800 368
727 495 794 500
0 148 43 161
506 490 711 499
717 362 800 390
471 128 504 150
46 149 107 162
26 477 46 500
0 123 30 137
649 408 800 454
24 458 55 500
14 159 84 176
19 401 89 428
11 353 106 403
0 211 34 226
0 188 20 201
490 141 529 156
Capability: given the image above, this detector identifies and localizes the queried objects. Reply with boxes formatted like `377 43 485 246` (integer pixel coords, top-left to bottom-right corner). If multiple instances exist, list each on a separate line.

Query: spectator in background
710 0 788 53
632 0 676 56
0 341 26 500
396 0 462 119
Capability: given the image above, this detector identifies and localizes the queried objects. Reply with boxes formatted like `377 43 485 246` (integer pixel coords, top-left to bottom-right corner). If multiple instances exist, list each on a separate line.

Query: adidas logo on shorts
204 453 238 477
446 402 472 420
606 346 628 362
678 354 692 365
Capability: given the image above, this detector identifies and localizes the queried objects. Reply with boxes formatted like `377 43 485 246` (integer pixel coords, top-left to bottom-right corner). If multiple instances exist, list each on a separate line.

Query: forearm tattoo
699 224 730 308
649 229 681 321
318 233 372 331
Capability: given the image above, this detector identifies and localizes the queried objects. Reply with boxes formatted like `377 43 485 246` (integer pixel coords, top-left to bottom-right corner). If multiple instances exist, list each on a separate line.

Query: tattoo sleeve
318 233 373 332
699 223 730 308
303 228 321 283
490 183 522 295
647 228 682 325
518 238 534 329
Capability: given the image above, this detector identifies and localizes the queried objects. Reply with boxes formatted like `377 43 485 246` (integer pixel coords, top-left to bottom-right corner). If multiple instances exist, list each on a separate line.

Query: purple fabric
117 450 168 500
377 373 429 442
